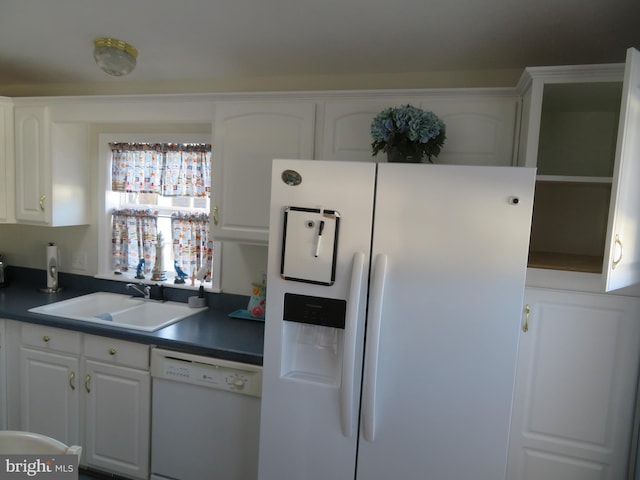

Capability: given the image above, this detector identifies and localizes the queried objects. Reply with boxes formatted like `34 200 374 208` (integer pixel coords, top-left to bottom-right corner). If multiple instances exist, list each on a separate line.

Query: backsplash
6 266 250 308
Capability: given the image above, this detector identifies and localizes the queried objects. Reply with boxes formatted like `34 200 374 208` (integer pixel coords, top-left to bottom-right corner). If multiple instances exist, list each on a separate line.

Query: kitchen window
97 133 221 292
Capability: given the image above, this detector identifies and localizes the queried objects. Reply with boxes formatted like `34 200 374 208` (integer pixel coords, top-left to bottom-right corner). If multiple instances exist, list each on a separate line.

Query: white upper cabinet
212 102 315 244
518 47 640 292
422 96 518 166
318 98 420 161
14 105 89 226
604 48 640 291
0 98 14 223
318 94 518 166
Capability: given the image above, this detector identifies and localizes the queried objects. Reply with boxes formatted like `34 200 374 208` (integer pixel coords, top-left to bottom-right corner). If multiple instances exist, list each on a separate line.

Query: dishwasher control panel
151 348 262 397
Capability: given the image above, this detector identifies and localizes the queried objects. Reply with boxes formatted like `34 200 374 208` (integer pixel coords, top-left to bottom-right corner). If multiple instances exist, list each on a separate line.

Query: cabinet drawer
21 324 81 353
83 335 149 370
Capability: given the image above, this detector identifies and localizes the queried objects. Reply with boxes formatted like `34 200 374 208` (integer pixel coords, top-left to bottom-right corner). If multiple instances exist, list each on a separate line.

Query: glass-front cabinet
517 47 640 292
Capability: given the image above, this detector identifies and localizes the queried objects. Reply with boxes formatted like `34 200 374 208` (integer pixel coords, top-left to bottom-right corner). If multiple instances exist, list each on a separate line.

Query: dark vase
386 145 423 163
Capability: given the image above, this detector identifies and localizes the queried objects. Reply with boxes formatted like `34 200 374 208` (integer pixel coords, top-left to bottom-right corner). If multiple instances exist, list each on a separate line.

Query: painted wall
0 68 522 98
0 223 267 296
0 121 267 296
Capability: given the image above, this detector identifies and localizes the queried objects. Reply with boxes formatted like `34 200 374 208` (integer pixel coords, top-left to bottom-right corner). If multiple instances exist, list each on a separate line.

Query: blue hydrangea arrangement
371 104 446 162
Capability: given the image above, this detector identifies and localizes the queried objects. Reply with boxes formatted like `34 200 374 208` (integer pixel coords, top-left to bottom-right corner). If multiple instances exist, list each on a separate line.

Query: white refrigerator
258 159 536 480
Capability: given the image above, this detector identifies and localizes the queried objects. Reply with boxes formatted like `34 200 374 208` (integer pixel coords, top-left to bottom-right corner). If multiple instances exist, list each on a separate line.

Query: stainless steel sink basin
29 292 206 332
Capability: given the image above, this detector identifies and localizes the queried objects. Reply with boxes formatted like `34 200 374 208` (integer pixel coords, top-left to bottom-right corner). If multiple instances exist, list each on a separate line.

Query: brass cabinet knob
212 205 219 225
522 304 531 333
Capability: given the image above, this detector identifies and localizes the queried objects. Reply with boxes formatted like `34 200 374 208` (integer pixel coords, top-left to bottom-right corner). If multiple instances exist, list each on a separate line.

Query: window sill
94 272 221 294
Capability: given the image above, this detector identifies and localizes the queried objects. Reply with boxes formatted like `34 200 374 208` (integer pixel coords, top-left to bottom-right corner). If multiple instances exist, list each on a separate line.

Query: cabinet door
14 105 89 226
319 96 518 166
83 359 150 480
212 102 315 243
0 99 14 223
319 98 420 161
419 96 519 166
603 47 640 291
14 106 50 224
19 347 80 447
507 288 640 480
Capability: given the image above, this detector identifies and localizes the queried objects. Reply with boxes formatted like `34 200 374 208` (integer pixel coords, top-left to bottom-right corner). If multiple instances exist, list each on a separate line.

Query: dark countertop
0 268 264 365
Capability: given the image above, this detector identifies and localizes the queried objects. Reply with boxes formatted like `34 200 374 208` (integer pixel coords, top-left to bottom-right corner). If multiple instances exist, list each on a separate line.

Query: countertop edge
0 269 264 366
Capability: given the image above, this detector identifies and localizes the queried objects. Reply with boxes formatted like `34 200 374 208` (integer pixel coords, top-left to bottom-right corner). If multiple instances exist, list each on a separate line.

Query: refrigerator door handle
362 253 388 442
341 251 366 437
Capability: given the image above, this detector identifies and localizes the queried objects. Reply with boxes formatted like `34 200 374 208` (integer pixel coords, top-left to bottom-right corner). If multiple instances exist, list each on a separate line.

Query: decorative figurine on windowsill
151 232 167 281
135 258 145 279
174 260 188 284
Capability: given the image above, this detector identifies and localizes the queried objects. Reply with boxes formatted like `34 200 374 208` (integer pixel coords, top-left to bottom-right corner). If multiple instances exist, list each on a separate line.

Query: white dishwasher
150 348 262 480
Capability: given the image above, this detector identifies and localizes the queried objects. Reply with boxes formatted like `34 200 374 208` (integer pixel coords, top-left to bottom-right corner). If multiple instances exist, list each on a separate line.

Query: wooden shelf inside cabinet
528 179 611 274
528 251 603 273
536 175 613 184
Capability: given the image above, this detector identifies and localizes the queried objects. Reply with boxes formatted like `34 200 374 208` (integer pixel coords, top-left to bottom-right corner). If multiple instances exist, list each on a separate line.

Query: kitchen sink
29 292 207 332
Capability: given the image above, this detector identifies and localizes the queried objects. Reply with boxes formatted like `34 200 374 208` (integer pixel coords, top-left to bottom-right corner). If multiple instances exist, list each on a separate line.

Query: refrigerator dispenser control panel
283 293 346 329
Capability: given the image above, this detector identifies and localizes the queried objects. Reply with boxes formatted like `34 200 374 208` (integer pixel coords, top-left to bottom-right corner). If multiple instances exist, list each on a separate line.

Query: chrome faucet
126 282 151 300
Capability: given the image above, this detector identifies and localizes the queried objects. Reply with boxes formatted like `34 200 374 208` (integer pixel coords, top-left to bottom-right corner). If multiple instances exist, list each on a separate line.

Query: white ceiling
0 0 638 88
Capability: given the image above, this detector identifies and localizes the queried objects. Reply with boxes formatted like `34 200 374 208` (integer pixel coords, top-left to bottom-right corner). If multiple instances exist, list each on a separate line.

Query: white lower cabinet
507 288 640 480
19 324 81 447
82 335 150 479
20 347 81 446
15 324 150 479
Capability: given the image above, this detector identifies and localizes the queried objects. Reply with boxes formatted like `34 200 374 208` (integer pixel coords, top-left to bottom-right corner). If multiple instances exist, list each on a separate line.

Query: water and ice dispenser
281 293 347 385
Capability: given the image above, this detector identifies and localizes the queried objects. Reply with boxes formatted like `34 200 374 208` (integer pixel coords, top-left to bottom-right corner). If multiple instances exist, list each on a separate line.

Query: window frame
97 133 221 293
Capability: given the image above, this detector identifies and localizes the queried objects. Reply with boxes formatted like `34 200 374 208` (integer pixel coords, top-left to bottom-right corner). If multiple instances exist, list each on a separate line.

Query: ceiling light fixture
93 37 138 76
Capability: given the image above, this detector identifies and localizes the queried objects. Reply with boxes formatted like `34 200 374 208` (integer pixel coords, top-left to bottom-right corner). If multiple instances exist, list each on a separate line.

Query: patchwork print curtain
171 212 212 280
110 143 211 196
112 209 158 274
110 143 163 193
161 145 211 197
